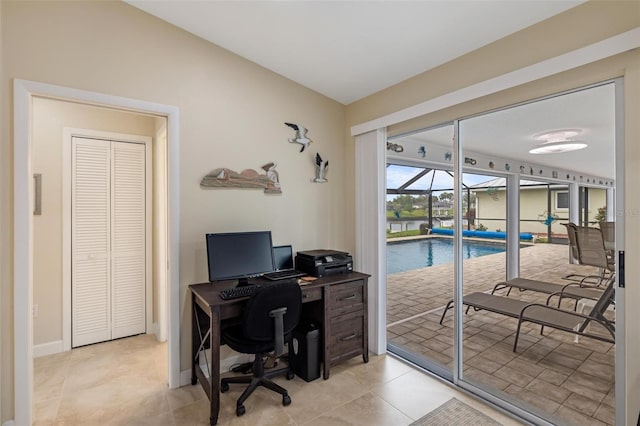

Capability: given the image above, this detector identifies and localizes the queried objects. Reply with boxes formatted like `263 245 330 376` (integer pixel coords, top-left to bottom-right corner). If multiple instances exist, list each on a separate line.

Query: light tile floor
33 241 614 425
34 334 523 425
387 240 615 426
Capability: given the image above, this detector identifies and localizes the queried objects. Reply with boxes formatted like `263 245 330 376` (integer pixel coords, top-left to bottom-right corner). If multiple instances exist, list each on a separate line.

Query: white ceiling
125 0 613 180
394 82 616 179
125 0 584 104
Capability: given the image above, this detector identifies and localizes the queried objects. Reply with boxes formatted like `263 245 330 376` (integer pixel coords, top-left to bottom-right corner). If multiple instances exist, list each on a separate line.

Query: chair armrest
519 302 592 322
561 282 601 291
269 307 288 357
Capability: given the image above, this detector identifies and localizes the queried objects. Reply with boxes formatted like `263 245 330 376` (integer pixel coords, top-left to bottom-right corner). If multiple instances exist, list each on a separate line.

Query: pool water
387 238 505 274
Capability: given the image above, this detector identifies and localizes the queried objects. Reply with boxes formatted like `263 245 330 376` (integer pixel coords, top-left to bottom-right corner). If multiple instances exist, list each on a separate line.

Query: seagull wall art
313 153 328 183
284 122 312 152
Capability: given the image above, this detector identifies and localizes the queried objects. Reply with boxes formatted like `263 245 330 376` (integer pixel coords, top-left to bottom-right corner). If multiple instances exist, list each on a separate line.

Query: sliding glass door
455 82 617 425
384 81 619 425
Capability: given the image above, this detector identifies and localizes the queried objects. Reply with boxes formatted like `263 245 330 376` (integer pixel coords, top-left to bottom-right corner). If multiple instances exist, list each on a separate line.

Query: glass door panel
457 83 616 425
385 124 456 377
459 171 509 401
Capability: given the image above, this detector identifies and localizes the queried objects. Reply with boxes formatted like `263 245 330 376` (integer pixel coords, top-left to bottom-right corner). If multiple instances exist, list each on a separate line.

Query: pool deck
387 242 614 426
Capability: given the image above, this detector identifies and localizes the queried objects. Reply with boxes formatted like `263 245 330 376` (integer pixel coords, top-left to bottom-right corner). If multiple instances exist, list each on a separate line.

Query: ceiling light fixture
529 141 588 154
529 128 587 154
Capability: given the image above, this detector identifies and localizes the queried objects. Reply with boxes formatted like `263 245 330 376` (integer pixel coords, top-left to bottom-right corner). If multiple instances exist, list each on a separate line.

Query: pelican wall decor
201 163 282 194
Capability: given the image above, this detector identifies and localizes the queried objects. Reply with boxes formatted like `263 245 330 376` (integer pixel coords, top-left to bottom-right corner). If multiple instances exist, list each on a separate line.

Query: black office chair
221 281 302 416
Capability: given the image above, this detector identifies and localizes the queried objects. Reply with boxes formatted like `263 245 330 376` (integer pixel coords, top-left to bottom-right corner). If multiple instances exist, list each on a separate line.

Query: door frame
64 129 153 350
355 50 630 425
13 79 181 426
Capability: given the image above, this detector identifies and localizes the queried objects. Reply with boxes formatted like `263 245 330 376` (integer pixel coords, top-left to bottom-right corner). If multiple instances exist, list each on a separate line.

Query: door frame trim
13 79 181 426
63 129 153 350
613 76 626 424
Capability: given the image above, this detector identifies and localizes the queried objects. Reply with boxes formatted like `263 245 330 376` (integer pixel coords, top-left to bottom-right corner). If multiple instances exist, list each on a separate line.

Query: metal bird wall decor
284 122 312 152
313 153 328 183
418 146 426 158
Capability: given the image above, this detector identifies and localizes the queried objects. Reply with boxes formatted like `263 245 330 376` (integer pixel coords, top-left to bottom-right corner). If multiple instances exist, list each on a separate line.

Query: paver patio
387 239 615 426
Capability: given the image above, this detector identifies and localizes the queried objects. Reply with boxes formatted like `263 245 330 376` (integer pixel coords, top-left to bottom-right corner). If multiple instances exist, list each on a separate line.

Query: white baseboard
148 323 168 343
180 369 192 386
33 340 64 358
179 354 253 386
3 419 15 426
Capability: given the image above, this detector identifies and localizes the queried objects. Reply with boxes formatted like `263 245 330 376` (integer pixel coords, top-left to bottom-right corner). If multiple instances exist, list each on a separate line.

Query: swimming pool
387 237 505 274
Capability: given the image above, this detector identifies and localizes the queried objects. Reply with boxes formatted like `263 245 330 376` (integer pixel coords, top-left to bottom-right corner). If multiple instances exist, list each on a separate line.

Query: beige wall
348 1 640 130
1 1 346 421
0 0 4 421
31 97 158 345
345 2 639 422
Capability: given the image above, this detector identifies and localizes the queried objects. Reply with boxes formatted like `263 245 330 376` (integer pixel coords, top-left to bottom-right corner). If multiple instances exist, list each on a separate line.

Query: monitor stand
236 277 252 287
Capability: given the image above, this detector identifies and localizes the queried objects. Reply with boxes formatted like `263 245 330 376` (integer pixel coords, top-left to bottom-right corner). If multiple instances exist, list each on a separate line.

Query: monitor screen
206 231 275 285
273 245 294 270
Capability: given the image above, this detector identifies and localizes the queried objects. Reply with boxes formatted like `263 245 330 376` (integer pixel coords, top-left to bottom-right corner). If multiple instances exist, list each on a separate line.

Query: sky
386 165 492 195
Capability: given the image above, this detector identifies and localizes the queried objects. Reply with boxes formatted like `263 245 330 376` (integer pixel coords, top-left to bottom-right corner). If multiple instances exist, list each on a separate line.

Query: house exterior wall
474 190 507 233
477 187 608 235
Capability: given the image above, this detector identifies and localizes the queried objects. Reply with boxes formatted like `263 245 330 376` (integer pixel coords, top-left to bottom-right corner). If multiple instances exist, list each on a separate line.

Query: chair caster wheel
220 382 229 393
236 404 245 416
283 394 291 406
286 370 294 380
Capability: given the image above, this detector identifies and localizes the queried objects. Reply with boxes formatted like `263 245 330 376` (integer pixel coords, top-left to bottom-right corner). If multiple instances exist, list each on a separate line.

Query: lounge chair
494 224 613 306
599 221 615 254
491 277 604 308
562 221 586 282
564 223 613 286
439 277 615 351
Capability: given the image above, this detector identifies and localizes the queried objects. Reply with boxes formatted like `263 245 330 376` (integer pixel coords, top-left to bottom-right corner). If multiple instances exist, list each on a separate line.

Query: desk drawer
329 280 364 316
301 286 322 303
329 310 364 363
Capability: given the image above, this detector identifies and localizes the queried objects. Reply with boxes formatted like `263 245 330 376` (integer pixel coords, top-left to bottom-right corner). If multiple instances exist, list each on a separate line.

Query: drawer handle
339 294 357 302
340 333 357 341
302 294 308 299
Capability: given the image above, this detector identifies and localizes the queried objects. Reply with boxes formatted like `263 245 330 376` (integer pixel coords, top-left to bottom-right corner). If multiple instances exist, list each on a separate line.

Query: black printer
295 249 353 277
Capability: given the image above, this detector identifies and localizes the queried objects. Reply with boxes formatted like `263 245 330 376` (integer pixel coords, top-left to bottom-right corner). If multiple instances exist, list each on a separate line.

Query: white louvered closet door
110 141 146 339
71 137 146 347
72 138 112 347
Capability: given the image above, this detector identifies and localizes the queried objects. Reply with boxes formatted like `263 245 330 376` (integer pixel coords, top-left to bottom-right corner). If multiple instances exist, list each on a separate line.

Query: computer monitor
272 245 294 270
206 231 275 286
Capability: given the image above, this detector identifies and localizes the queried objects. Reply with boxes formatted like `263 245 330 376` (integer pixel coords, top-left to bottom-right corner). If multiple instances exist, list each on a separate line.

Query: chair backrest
599 221 615 248
563 223 580 262
574 225 610 270
242 281 302 343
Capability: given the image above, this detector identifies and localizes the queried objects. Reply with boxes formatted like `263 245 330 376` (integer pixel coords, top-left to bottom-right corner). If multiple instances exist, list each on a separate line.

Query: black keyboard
263 270 305 281
219 284 261 300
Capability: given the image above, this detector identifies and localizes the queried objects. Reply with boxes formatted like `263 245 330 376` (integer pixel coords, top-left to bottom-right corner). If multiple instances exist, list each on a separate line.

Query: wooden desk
190 272 369 425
